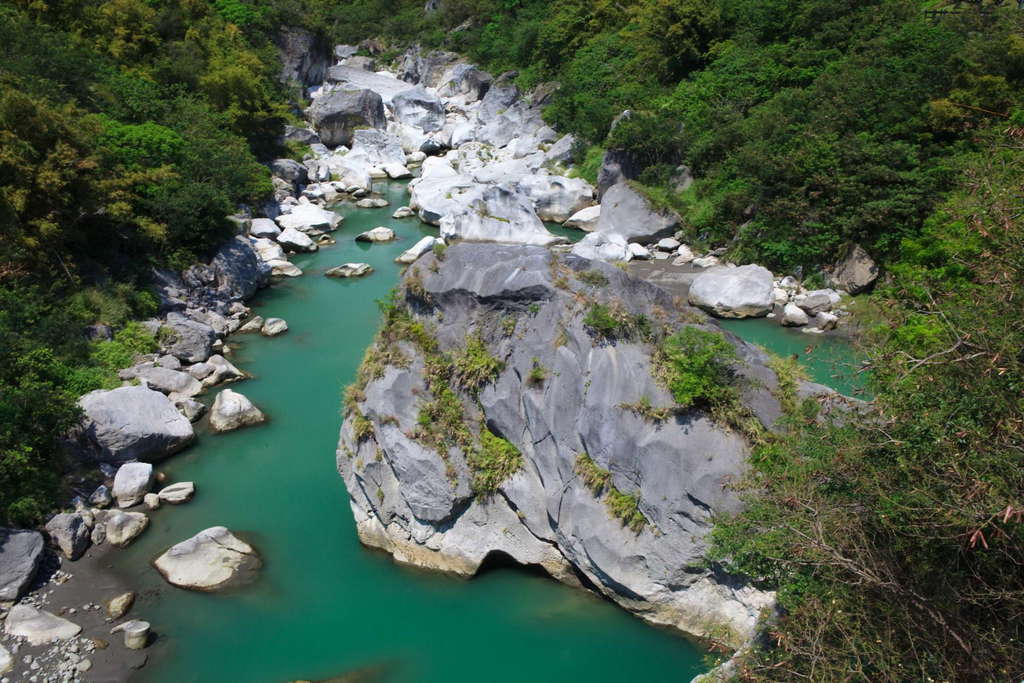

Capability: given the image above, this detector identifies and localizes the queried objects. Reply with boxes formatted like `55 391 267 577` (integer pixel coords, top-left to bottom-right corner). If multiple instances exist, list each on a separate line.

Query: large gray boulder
77 386 194 464
181 237 270 310
274 26 330 87
478 71 520 123
271 158 308 187
153 526 261 591
133 365 203 398
0 529 43 601
44 513 91 560
596 182 680 243
688 265 775 318
337 243 795 648
438 185 567 246
436 63 492 102
391 86 445 132
308 88 386 147
830 243 879 294
160 313 216 363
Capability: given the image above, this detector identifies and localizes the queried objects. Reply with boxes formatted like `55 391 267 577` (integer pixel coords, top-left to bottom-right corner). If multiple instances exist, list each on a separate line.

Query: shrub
583 303 620 338
655 327 737 408
526 357 548 387
451 334 503 393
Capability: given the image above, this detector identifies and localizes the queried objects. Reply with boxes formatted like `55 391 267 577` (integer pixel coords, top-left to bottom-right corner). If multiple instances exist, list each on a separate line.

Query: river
113 180 710 682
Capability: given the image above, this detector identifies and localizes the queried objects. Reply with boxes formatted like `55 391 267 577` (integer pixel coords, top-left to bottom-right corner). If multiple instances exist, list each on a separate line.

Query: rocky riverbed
0 35 874 682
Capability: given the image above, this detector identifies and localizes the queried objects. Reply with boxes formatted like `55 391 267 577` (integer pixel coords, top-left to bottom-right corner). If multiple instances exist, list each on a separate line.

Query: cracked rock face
337 242 796 647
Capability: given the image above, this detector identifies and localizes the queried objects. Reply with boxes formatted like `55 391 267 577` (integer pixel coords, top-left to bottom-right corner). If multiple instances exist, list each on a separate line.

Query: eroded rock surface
335 242 812 646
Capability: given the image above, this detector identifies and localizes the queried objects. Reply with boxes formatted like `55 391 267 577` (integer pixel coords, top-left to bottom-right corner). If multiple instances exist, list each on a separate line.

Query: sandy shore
2 542 151 682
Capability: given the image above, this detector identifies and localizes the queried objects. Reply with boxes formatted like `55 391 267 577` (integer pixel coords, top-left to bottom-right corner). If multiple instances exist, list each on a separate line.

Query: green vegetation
574 452 646 532
451 334 504 395
765 352 809 417
575 452 611 493
605 488 646 533
0 0 336 525
654 327 737 409
583 303 620 337
526 357 548 387
352 411 374 443
710 130 1024 680
576 269 609 287
619 395 672 422
468 428 522 495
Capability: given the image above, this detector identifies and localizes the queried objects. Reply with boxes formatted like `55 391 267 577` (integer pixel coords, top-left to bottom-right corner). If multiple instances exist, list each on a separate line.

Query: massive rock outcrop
308 88 386 148
336 243 840 647
274 27 331 88
596 182 680 244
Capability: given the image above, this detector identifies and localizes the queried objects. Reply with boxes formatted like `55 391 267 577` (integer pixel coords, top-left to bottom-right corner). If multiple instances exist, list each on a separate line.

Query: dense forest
1 0 1021 679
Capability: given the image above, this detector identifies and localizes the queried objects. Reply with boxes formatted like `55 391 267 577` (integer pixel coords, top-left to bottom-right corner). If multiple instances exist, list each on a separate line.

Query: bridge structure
923 0 1024 21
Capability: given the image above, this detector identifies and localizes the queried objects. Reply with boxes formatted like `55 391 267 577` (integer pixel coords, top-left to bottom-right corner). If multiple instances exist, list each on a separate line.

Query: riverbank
1 42 869 683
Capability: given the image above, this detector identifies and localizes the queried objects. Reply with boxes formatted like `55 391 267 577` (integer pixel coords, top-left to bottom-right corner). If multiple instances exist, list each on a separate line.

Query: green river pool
113 180 865 682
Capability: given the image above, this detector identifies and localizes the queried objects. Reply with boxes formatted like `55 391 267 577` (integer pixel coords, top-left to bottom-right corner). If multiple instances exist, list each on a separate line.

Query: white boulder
105 510 149 547
439 185 566 246
571 231 632 262
249 218 280 239
113 462 154 508
782 303 810 326
261 318 288 336
564 205 600 232
158 482 195 504
395 236 438 264
3 605 81 646
153 526 261 591
516 175 595 223
355 226 396 242
688 265 775 318
326 263 374 278
209 389 266 433
277 227 318 253
275 203 341 233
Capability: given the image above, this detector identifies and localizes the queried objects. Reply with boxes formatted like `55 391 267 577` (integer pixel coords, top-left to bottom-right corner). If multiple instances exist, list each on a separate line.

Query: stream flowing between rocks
109 180 711 682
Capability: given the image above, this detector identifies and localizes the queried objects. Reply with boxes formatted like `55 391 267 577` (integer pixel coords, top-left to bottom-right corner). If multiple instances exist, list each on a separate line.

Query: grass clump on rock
576 269 609 287
451 334 503 394
619 395 672 422
468 429 522 496
574 453 646 532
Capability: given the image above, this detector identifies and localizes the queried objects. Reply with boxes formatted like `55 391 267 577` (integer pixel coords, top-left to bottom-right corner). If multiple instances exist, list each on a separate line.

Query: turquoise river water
114 181 713 682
